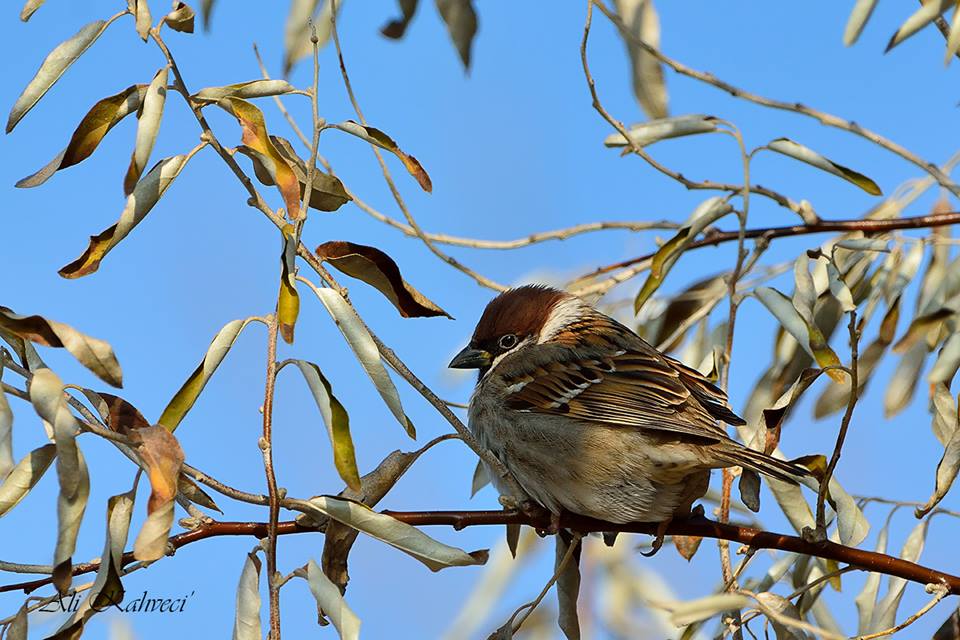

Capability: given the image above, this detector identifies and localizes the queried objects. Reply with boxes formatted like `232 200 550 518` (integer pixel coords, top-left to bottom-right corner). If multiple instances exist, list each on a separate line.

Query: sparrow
449 284 807 532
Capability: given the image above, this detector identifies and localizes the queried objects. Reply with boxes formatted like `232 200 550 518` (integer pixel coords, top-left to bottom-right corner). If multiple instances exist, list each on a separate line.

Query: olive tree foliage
1 0 960 638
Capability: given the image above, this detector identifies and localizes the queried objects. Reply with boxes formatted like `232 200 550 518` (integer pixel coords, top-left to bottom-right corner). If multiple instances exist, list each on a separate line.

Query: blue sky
1 1 959 638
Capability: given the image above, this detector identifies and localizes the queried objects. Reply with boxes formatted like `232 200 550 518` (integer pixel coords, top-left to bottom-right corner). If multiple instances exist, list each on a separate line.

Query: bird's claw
641 519 672 557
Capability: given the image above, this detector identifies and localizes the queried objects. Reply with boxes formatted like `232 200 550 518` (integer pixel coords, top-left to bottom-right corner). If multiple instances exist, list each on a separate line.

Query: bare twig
577 210 960 285
592 0 960 197
328 0 507 291
816 311 860 530
580 1 801 215
259 311 282 638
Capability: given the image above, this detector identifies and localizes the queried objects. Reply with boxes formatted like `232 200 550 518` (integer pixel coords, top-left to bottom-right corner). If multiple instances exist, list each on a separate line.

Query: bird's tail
712 444 812 484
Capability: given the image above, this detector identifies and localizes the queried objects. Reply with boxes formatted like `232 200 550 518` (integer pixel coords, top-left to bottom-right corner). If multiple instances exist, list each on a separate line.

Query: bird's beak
448 345 492 370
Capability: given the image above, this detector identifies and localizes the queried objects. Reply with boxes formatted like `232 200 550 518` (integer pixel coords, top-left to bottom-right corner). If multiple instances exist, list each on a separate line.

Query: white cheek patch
481 336 537 381
537 297 589 344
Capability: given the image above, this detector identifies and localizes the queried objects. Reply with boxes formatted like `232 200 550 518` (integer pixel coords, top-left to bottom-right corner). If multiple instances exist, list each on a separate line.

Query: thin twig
509 532 582 634
580 0 801 215
592 0 960 198
854 584 950 640
577 210 960 287
816 311 860 531
328 0 507 292
259 311 282 638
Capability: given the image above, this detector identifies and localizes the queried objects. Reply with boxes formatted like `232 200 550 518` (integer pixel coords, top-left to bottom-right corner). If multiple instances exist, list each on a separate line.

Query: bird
449 284 808 539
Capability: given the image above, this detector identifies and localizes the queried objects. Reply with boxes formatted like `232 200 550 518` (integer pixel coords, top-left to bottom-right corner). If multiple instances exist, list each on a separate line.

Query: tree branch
4 511 960 598
579 210 960 282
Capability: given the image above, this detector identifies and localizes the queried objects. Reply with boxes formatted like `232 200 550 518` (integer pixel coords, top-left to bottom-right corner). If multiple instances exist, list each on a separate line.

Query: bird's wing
500 338 743 442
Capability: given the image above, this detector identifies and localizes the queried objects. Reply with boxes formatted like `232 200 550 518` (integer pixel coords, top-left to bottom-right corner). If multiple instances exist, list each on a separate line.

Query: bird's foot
641 518 672 557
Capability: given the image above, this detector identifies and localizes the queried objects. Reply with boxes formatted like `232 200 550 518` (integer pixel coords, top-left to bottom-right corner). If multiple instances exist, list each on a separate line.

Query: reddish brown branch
4 511 959 597
582 211 960 280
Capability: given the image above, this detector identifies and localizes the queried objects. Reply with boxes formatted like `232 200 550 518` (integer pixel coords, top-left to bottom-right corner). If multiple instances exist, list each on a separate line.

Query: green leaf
53 449 90 593
305 560 361 639
232 551 262 640
670 593 750 627
603 114 718 148
124 67 168 195
869 520 929 632
435 0 478 70
613 0 668 119
158 317 265 430
132 0 152 41
60 154 190 279
634 197 731 313
283 0 339 75
843 0 879 45
286 360 360 491
193 80 296 102
7 20 113 133
0 444 56 517
766 138 882 195
308 287 414 438
0 365 13 479
20 0 46 21
886 0 953 52
296 496 488 571
53 489 135 634
30 369 81 498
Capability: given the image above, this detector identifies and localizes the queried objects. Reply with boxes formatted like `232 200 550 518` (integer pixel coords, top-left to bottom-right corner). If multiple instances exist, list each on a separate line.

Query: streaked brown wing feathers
502 342 737 441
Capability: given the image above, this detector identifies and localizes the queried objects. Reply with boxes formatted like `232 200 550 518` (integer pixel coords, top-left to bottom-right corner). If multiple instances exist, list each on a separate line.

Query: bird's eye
499 334 518 350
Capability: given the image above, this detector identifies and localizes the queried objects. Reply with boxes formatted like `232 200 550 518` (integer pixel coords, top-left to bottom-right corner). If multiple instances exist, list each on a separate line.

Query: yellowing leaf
316 241 450 318
767 138 882 195
124 67 168 195
238 136 351 212
0 306 123 387
164 2 195 33
219 97 302 218
286 360 360 491
7 19 114 133
333 121 432 192
60 154 190 279
16 84 146 188
159 317 265 430
278 226 300 344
